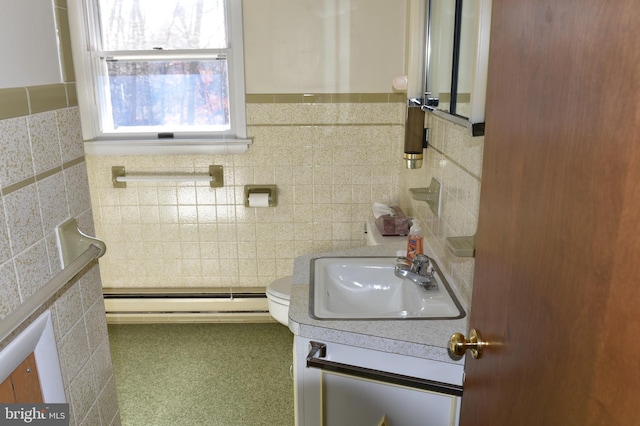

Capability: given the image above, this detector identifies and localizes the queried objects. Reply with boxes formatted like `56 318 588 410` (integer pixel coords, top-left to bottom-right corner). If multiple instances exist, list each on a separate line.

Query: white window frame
68 0 250 155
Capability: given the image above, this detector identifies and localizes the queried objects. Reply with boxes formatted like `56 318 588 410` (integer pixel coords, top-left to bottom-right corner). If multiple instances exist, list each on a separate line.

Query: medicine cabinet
425 0 492 136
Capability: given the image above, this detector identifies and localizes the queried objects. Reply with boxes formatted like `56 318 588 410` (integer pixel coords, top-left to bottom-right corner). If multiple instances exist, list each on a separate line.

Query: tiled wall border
0 90 402 190
1 90 400 123
0 156 85 197
0 83 77 120
2 89 402 120
0 82 82 197
246 93 406 128
246 93 406 104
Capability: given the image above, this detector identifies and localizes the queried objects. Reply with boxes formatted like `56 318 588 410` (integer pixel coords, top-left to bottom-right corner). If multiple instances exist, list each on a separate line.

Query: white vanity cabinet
293 336 464 426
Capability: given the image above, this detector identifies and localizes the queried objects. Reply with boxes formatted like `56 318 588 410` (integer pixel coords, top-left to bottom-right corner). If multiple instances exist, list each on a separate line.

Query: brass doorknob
449 328 487 359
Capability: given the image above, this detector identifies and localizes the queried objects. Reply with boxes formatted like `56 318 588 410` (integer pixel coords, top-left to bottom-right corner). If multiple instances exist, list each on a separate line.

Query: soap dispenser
403 105 426 169
406 223 424 260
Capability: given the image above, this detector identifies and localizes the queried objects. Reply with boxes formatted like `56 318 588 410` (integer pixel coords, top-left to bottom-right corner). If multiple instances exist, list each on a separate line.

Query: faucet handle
410 253 429 268
414 254 429 262
395 256 411 267
411 254 432 276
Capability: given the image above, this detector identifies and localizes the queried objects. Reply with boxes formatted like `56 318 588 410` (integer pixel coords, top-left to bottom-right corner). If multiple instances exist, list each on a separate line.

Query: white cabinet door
294 337 463 426
323 371 458 426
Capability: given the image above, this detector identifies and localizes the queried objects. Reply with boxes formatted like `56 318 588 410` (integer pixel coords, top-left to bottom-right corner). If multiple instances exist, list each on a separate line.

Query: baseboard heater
103 289 272 324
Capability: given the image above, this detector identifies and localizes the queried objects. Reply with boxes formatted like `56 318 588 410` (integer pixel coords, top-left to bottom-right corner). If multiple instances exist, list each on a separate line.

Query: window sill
83 138 251 156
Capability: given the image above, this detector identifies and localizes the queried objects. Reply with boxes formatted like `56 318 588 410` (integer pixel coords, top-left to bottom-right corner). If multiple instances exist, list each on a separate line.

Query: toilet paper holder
244 185 277 207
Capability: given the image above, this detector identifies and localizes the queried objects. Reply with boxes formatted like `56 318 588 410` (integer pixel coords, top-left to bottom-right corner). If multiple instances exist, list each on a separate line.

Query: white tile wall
87 101 406 289
400 113 484 306
0 117 32 186
86 102 485 299
28 111 63 174
0 105 120 426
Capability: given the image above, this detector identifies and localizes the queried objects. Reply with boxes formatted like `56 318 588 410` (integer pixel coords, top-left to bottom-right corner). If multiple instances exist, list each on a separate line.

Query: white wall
243 0 406 93
0 0 62 89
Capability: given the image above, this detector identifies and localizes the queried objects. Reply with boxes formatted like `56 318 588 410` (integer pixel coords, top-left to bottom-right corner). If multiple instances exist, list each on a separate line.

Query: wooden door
0 352 43 403
459 0 640 425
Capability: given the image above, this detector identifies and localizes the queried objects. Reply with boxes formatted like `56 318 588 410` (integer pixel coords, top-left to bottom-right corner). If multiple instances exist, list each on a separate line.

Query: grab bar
306 341 464 397
0 244 103 345
112 165 223 188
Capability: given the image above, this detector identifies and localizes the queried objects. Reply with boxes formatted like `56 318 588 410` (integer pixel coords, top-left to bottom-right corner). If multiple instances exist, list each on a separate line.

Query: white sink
310 256 465 320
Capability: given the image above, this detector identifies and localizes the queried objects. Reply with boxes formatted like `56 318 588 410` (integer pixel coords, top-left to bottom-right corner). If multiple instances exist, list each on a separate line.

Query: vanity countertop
287 243 471 365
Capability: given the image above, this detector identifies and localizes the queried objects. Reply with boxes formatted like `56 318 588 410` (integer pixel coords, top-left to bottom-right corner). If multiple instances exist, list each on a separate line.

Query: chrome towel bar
0 244 103 345
111 165 224 188
306 341 464 397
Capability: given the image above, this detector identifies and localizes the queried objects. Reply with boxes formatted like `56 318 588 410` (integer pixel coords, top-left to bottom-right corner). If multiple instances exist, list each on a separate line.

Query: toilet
265 221 407 326
266 275 292 326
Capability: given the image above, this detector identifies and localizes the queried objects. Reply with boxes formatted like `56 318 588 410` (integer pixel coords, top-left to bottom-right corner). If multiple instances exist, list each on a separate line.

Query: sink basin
309 256 465 320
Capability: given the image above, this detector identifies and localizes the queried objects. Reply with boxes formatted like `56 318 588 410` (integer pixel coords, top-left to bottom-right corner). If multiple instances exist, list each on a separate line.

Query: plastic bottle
406 223 424 260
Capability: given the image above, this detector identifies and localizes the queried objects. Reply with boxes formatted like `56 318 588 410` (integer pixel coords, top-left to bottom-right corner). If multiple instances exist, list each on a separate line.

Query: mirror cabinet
424 0 492 136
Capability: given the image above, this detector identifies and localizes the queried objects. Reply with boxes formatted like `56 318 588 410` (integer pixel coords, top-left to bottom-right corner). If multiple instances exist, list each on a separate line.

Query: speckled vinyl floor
108 323 294 426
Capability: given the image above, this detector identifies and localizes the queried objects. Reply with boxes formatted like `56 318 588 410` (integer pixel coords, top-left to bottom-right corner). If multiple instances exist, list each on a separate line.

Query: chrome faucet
394 254 437 290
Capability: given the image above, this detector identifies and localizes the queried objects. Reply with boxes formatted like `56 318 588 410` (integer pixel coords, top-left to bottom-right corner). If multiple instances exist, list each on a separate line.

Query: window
69 0 250 154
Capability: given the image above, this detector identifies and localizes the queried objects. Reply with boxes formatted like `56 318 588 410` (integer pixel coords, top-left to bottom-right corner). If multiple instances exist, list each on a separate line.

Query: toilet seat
266 276 292 301
266 276 292 326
